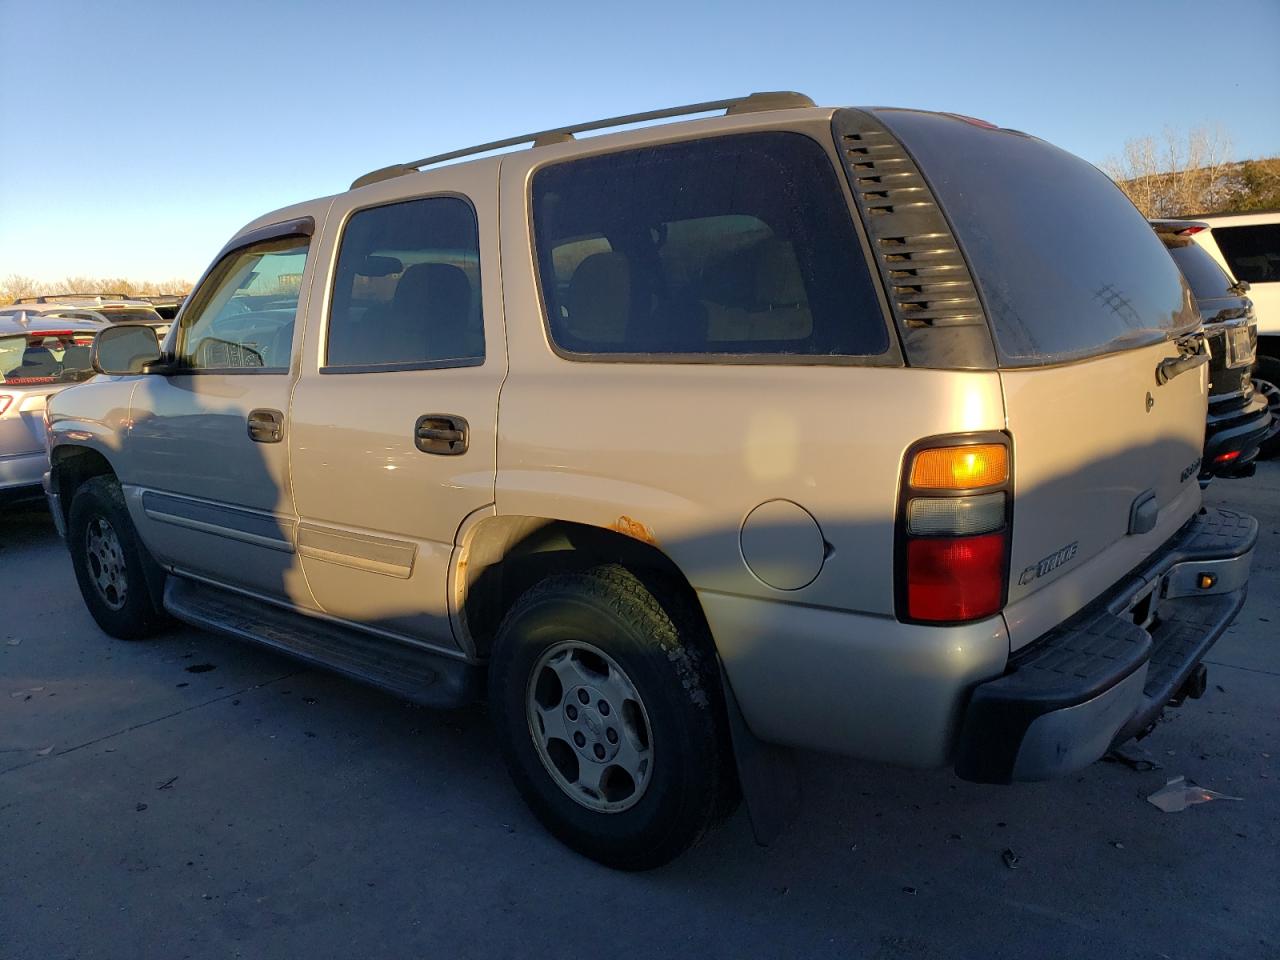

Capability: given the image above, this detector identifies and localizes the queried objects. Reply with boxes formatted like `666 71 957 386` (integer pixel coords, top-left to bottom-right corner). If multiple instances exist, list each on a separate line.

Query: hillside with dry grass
1103 126 1279 218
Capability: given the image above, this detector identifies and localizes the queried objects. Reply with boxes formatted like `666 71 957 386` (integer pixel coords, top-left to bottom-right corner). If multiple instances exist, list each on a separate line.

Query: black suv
1152 219 1273 478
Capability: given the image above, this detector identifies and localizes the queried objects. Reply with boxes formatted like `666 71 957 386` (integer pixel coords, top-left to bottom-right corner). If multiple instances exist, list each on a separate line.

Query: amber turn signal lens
910 444 1008 490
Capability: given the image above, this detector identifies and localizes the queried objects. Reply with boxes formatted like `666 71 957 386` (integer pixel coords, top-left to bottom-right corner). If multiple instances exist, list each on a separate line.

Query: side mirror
92 323 163 375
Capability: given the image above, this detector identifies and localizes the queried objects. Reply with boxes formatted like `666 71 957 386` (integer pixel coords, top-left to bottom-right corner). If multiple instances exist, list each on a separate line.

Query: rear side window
531 133 889 359
1212 224 1280 284
1165 241 1236 299
325 196 484 371
874 110 1197 366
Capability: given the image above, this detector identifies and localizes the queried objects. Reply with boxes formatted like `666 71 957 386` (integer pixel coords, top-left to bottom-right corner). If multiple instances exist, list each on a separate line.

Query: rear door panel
1000 341 1205 650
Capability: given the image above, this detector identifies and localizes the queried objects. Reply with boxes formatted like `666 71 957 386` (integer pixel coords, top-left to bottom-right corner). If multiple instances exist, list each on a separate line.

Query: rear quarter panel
495 118 1009 617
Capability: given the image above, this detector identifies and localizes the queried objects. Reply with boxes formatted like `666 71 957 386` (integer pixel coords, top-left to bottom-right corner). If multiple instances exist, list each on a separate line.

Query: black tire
489 564 734 870
68 476 167 639
1252 355 1280 461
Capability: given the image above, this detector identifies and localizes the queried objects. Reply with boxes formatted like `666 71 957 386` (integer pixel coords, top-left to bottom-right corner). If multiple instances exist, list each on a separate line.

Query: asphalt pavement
2 467 1277 960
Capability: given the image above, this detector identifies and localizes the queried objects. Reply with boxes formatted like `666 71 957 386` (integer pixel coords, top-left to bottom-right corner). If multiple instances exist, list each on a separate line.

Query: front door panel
125 373 308 602
122 221 322 607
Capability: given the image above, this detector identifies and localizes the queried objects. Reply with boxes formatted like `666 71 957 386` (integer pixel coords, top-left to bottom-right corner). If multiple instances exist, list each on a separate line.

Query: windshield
0 332 97 384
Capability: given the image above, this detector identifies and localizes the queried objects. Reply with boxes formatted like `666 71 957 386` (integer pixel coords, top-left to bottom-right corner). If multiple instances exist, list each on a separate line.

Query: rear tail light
0 395 12 416
898 436 1012 624
1213 450 1241 465
1177 225 1207 236
910 444 1008 490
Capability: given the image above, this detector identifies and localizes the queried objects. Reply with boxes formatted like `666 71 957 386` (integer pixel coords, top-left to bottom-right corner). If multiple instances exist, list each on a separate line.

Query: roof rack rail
14 293 133 304
350 91 815 190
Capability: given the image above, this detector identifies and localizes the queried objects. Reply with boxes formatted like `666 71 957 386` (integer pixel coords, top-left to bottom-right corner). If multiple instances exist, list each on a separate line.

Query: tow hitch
1169 663 1209 707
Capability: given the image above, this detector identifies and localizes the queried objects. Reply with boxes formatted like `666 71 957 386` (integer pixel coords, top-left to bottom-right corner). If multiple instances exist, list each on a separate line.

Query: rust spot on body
611 515 658 546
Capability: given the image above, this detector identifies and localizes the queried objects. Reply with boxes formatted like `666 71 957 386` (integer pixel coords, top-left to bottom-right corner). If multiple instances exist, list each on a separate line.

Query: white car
1190 211 1280 456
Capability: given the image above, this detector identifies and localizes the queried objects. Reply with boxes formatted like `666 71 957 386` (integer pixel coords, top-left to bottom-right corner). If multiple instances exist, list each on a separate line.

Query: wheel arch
456 515 713 661
49 444 119 529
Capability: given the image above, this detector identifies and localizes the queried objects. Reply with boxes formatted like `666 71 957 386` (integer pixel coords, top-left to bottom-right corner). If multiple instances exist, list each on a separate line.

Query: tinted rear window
0 333 96 384
875 110 1196 365
1212 223 1280 284
1164 240 1236 299
531 133 889 359
99 308 163 324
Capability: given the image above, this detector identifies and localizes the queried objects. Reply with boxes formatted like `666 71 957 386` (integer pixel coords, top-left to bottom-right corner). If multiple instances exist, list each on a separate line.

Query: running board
163 577 480 709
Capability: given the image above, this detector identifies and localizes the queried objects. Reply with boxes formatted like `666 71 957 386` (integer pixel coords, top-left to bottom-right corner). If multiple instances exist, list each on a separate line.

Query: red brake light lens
906 533 1006 622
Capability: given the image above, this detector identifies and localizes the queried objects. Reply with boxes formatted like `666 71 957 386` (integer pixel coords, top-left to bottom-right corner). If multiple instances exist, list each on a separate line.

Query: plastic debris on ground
1146 775 1243 813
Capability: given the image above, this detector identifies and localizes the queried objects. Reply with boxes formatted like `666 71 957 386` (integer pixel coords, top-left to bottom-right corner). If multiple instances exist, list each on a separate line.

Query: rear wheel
68 476 167 639
489 565 733 870
1253 355 1280 460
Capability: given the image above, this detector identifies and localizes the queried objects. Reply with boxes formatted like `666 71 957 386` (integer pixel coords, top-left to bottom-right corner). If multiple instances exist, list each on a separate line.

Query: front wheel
489 565 734 870
68 476 167 639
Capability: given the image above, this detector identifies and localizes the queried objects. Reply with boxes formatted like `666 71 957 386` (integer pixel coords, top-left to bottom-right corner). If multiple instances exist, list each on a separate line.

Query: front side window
1213 224 1280 284
178 237 309 371
531 133 889 359
325 196 484 370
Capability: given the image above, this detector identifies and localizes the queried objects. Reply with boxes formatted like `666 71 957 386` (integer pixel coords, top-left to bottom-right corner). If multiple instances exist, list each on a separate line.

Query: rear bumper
1203 393 1271 475
954 507 1256 784
0 450 48 494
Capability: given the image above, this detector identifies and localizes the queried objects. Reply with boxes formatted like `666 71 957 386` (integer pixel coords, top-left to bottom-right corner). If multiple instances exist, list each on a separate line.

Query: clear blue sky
2 0 1277 285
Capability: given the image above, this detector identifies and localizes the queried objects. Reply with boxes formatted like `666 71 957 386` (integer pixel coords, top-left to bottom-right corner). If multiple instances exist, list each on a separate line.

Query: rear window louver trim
832 110 996 369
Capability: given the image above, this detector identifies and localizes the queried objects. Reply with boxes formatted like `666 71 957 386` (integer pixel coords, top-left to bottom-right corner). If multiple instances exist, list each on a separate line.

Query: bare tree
0 275 191 305
1103 125 1239 218
0 274 42 302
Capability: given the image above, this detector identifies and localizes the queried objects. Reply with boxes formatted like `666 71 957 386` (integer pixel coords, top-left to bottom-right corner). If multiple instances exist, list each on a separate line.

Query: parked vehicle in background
1189 211 1280 458
1151 220 1273 476
47 94 1258 868
3 296 171 338
0 315 99 501
131 294 188 321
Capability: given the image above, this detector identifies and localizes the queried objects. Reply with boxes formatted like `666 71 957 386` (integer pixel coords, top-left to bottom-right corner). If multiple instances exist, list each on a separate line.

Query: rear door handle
247 408 284 443
415 414 469 455
1156 351 1209 385
1156 333 1210 385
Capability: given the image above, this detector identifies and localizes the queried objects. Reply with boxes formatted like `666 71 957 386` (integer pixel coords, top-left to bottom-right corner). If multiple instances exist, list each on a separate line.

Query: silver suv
45 93 1258 868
